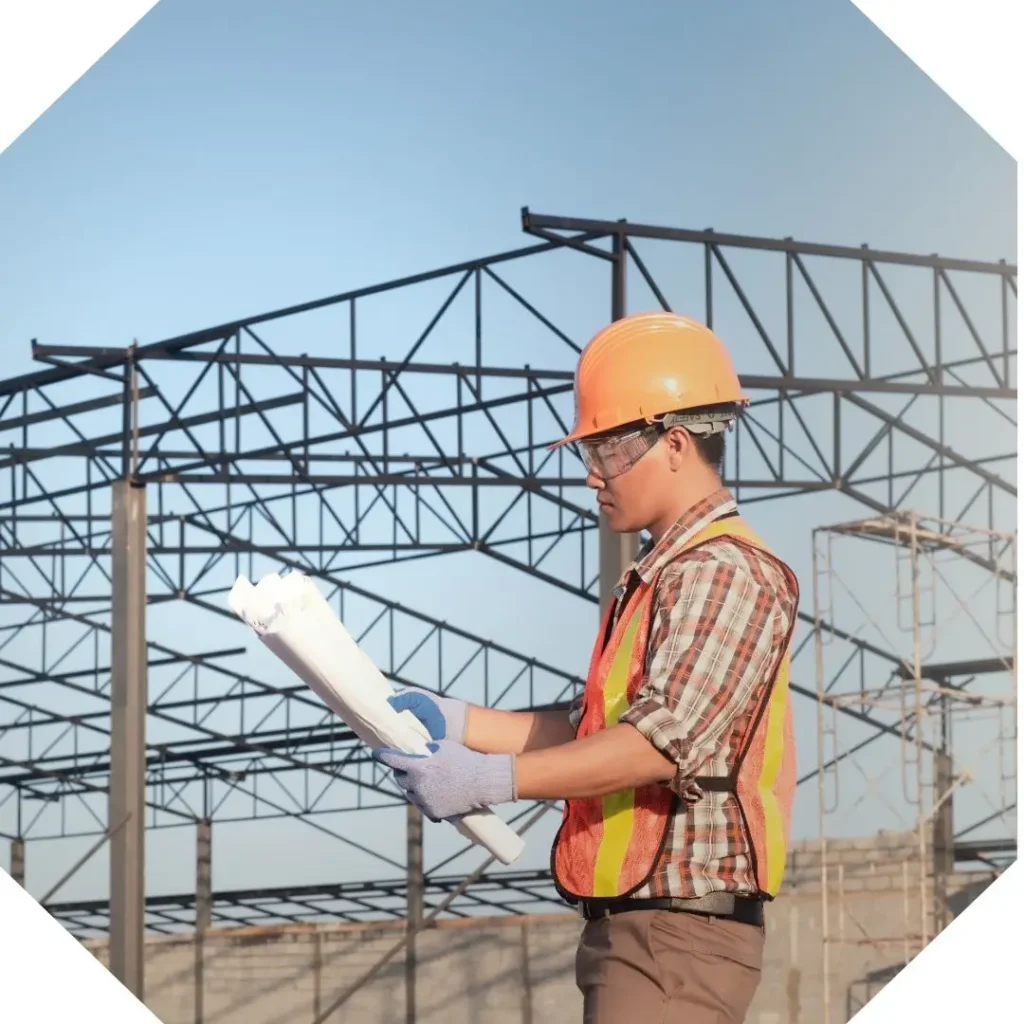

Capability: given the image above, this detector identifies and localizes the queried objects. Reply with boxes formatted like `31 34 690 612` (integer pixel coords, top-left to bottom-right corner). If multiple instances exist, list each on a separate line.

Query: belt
576 891 764 927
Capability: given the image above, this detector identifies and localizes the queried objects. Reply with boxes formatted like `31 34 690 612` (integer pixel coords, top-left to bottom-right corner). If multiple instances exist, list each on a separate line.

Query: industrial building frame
0 210 1016 1016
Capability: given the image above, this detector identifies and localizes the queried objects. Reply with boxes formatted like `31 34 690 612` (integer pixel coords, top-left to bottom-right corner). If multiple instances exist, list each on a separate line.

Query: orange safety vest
551 515 799 902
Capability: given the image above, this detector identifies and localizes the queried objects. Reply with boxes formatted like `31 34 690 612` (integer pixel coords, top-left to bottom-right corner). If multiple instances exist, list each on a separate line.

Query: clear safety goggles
574 425 661 480
573 410 737 481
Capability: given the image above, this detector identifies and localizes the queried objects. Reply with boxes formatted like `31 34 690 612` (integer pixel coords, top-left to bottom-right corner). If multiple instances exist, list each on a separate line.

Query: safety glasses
573 410 737 481
573 424 662 481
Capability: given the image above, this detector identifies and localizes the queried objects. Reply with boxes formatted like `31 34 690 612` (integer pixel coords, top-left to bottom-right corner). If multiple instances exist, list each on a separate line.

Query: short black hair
670 403 735 476
692 431 726 475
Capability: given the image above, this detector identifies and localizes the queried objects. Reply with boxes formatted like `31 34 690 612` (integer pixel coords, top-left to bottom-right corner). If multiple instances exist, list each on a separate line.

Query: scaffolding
813 512 1017 1022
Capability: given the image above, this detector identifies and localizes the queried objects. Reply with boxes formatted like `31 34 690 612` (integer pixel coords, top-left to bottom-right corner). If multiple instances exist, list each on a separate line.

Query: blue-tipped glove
387 687 468 744
373 741 516 823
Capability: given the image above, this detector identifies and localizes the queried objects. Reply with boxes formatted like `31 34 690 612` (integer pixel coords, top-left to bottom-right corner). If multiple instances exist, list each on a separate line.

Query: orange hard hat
551 312 749 447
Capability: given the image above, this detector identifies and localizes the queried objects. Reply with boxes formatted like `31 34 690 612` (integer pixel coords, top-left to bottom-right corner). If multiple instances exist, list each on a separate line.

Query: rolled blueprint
228 571 525 866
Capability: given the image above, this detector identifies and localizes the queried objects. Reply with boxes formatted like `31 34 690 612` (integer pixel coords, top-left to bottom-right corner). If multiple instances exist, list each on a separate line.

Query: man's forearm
513 723 676 800
464 706 576 755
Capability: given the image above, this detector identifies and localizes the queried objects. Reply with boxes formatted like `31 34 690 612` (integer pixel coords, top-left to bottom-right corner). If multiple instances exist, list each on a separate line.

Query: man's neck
647 476 726 543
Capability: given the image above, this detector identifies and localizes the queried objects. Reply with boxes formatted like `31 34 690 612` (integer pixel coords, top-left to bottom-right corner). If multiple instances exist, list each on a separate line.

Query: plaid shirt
569 488 798 898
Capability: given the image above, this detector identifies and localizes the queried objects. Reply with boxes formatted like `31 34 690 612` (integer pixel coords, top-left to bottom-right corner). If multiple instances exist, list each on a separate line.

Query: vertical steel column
10 838 25 887
110 478 147 999
405 802 424 1024
195 818 212 1024
599 226 638 612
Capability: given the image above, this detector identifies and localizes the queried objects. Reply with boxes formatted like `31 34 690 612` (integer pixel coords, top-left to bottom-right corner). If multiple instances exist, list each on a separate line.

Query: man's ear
664 426 693 469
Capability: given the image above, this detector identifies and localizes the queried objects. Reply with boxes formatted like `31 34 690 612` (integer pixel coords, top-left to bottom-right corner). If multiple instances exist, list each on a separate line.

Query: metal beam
9 230 613 401
26 346 1017 400
521 209 1018 276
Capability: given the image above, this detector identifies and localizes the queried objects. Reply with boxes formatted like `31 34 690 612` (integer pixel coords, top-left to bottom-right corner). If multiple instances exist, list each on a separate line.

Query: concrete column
10 838 25 887
599 525 637 614
195 818 212 1024
933 746 955 933
110 479 147 999
312 932 323 1023
519 921 533 1024
599 227 638 614
406 802 424 1024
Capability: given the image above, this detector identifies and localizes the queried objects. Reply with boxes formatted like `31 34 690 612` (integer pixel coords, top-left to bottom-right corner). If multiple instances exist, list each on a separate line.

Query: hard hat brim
547 427 588 451
547 394 750 451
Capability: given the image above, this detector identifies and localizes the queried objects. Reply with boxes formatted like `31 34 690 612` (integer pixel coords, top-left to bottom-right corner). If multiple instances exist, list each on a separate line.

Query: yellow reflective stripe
685 515 790 895
683 516 766 550
592 607 641 897
587 515 793 897
757 652 790 896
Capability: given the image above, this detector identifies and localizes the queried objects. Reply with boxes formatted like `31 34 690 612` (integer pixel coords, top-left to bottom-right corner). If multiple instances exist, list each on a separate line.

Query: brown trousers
575 909 764 1023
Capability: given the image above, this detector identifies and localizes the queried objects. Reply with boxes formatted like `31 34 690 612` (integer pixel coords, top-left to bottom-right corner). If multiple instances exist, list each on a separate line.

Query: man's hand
388 687 467 744
372 741 515 822
388 689 576 756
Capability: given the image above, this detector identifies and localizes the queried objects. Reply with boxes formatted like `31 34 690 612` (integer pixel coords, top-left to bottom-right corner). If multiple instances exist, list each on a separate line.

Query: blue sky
0 0 1016 908
1 0 1013 358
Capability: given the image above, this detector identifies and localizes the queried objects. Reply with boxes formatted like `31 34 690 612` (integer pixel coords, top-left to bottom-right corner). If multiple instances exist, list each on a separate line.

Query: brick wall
85 830 996 1024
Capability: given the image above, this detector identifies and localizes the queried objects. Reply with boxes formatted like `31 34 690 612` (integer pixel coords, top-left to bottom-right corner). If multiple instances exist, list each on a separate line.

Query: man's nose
585 470 605 491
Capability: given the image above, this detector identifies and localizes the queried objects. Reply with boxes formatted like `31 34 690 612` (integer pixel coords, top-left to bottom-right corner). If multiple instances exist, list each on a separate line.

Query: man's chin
600 506 639 534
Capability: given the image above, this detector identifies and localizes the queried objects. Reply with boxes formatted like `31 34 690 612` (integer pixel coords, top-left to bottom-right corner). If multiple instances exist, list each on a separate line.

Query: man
375 312 800 1023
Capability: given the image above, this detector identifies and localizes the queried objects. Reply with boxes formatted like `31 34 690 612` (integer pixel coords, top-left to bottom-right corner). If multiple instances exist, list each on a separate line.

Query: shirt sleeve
618 547 786 792
568 692 584 731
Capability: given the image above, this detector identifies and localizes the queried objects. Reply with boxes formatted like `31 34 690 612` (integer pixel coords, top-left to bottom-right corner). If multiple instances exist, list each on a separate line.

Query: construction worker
375 312 800 1023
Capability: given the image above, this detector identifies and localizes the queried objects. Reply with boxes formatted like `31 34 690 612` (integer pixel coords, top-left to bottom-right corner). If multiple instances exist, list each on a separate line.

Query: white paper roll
228 572 525 865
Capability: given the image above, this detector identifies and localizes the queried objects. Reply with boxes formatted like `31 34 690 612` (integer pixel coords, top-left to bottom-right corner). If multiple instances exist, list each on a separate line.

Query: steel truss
0 213 1016 972
47 869 569 938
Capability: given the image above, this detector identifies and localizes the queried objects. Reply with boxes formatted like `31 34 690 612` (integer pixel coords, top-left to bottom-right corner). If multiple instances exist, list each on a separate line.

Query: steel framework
0 210 1016 1014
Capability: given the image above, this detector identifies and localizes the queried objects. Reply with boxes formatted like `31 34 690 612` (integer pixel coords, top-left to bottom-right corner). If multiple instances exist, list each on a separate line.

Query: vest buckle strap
691 775 735 793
